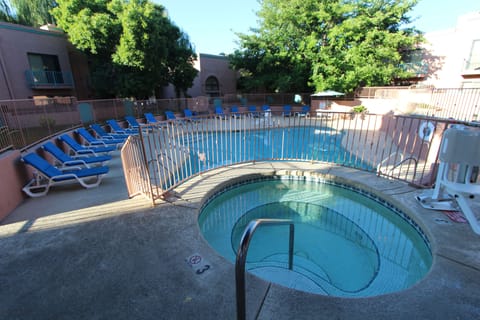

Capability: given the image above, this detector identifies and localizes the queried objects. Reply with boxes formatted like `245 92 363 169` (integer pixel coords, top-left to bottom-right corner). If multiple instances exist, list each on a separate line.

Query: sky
154 0 480 55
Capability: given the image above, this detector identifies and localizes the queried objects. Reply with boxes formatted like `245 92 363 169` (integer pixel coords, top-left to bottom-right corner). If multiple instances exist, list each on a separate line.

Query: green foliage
352 105 368 113
230 0 423 94
0 0 56 26
168 31 199 98
10 0 56 26
0 0 16 23
52 0 197 99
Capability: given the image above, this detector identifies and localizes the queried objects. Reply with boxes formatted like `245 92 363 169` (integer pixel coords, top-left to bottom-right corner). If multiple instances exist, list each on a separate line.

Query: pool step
247 254 340 295
247 253 377 297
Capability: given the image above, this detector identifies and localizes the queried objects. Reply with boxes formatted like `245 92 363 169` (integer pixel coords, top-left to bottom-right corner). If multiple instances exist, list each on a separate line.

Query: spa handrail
235 219 295 320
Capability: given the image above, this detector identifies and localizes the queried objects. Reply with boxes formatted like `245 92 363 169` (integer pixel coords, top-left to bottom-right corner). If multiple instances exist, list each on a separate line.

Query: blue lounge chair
184 109 199 121
215 106 226 119
125 116 141 129
165 111 177 120
230 105 241 118
75 128 124 148
58 134 116 156
144 113 158 124
90 124 129 140
261 105 271 116
283 105 292 117
106 119 138 135
42 141 111 168
248 105 259 118
296 105 310 117
21 152 109 197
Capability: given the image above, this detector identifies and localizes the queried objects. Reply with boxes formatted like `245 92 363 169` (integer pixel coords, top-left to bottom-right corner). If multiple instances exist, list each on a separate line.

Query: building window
27 53 63 84
205 76 220 96
400 48 428 78
465 40 480 72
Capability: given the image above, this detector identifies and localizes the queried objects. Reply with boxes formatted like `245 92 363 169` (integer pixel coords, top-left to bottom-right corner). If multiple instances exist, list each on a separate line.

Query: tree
10 0 56 26
0 0 16 23
168 31 198 98
230 0 422 94
52 0 198 99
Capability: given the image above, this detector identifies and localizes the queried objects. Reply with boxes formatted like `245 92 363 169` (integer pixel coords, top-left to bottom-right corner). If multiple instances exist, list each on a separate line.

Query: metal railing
25 70 74 88
429 88 480 121
356 87 480 122
120 134 154 203
120 111 471 203
1 87 479 154
235 219 294 320
0 97 80 150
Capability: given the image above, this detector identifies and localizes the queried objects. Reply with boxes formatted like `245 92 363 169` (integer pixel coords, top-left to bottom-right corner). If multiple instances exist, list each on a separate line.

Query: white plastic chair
432 125 480 234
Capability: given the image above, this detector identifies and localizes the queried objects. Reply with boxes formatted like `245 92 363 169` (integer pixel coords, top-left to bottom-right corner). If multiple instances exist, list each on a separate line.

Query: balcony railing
25 70 74 89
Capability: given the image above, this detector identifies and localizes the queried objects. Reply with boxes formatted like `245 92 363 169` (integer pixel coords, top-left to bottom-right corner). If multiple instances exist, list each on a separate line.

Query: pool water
199 177 432 297
180 126 371 175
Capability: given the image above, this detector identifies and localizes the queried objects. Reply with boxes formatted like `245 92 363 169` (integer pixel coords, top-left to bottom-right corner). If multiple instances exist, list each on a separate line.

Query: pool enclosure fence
120 111 472 204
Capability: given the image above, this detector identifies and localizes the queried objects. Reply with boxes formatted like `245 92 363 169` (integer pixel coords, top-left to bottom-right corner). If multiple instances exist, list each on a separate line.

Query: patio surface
1 151 479 319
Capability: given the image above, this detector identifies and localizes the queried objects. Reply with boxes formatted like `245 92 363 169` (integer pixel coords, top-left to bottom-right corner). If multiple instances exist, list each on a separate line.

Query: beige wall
0 150 26 221
160 53 237 99
198 53 237 96
422 12 480 88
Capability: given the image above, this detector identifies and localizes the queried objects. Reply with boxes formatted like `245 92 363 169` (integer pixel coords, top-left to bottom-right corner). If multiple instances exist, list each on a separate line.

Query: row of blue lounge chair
20 112 190 197
213 105 310 118
100 106 312 127
20 105 310 197
143 105 311 123
21 120 139 197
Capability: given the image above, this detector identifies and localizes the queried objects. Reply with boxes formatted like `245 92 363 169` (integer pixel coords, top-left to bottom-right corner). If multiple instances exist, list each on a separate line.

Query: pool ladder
235 219 295 320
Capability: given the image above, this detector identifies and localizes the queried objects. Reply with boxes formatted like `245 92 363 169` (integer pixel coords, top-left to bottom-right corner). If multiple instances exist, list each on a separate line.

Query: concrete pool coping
1 156 479 319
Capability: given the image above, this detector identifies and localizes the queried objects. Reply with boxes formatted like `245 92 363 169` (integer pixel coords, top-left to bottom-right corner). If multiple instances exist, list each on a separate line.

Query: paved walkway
1 154 479 319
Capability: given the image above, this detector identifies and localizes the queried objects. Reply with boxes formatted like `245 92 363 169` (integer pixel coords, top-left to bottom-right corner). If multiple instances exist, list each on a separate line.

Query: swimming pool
178 126 371 176
199 175 432 297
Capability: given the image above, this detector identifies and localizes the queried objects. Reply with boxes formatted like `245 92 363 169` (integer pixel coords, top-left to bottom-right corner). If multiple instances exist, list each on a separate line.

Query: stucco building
0 22 90 100
420 11 480 88
160 53 238 99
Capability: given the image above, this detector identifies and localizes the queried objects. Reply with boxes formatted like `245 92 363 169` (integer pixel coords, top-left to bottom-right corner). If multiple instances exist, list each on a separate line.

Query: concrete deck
1 151 479 319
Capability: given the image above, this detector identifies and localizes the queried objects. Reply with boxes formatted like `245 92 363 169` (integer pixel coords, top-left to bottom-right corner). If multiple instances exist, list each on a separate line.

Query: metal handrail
376 151 404 173
377 155 419 177
235 219 295 320
390 156 418 174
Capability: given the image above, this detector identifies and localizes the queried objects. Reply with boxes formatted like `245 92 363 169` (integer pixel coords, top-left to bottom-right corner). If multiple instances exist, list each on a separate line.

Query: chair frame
184 109 199 121
248 106 260 118
76 128 124 149
144 112 159 124
106 119 138 135
58 134 116 156
90 123 129 140
282 105 292 117
42 141 111 168
215 106 227 119
125 116 141 129
21 153 109 197
295 105 310 117
230 106 241 118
